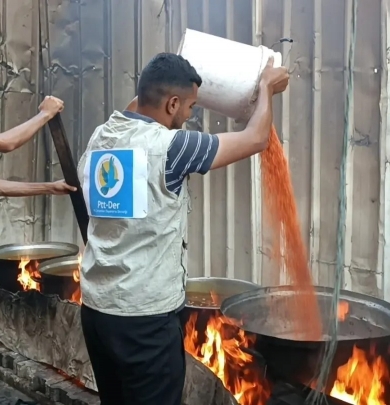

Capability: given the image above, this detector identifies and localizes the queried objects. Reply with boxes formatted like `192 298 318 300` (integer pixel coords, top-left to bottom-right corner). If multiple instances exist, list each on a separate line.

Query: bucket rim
177 28 188 56
239 45 265 122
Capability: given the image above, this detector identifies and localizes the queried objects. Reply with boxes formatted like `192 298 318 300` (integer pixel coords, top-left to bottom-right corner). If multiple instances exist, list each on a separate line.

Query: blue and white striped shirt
123 111 219 195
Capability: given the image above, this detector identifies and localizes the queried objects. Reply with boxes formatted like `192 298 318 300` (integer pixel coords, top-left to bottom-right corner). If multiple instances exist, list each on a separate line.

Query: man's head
137 53 202 129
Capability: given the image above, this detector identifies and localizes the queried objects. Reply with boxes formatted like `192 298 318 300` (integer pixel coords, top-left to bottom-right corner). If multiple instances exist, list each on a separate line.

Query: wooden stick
48 114 89 245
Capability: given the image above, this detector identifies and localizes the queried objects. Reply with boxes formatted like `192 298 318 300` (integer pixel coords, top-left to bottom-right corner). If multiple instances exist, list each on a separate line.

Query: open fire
184 311 270 404
17 259 40 291
16 255 82 304
184 296 390 405
330 346 389 405
71 254 82 304
330 301 389 404
14 269 390 405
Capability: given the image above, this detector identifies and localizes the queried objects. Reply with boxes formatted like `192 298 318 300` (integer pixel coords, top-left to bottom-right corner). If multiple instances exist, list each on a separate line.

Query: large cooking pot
220 286 390 388
34 256 80 300
180 277 259 333
0 242 79 293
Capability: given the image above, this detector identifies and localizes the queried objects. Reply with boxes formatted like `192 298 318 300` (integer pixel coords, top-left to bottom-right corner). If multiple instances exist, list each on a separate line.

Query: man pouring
77 53 289 404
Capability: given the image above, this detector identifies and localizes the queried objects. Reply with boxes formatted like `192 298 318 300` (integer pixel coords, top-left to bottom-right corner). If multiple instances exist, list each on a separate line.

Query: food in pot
186 291 227 308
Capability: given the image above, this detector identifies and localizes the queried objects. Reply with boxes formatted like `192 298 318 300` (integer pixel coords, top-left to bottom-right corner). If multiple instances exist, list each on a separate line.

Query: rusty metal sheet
40 0 81 244
0 0 388 299
349 0 381 296
316 0 346 287
0 0 43 244
111 0 137 110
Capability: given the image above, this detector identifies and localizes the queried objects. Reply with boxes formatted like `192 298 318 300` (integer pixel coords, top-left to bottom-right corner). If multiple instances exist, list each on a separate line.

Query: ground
0 381 35 405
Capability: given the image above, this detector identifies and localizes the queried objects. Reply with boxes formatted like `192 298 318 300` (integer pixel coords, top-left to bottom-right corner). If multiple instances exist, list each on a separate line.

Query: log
183 353 238 405
0 289 237 404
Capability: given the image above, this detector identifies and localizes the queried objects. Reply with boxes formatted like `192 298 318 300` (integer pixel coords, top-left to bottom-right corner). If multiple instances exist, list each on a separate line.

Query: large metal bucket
179 277 259 333
178 28 282 123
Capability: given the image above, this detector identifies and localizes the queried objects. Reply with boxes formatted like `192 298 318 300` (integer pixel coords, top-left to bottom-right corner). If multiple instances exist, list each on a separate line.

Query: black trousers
81 304 186 405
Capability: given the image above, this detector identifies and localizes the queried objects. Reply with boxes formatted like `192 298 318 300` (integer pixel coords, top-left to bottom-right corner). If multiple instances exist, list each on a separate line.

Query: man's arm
0 179 76 197
0 96 64 153
210 57 289 170
166 58 289 185
210 82 272 170
0 112 51 153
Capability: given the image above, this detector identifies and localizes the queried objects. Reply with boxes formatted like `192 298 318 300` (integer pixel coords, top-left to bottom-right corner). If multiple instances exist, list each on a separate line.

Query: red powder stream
261 125 322 341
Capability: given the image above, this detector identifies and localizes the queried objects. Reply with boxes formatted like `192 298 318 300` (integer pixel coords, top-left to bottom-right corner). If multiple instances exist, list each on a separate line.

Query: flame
70 254 82 304
184 311 269 405
330 346 389 404
17 254 83 304
17 259 41 291
338 301 349 321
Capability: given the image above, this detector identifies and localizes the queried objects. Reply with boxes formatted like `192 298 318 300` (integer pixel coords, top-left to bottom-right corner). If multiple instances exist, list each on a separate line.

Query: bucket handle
269 37 294 66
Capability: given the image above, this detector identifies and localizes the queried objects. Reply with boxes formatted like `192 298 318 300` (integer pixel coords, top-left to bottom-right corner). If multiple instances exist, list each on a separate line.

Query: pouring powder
261 125 322 341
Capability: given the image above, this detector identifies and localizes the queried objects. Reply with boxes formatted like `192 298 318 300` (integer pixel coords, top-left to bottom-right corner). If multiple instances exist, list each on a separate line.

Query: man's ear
166 96 180 116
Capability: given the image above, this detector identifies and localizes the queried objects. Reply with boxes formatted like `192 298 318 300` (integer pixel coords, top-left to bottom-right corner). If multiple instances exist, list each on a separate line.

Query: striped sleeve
165 130 219 195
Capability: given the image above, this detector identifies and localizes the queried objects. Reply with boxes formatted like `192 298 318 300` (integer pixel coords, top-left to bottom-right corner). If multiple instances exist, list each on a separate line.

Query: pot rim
0 242 79 262
185 276 259 310
38 255 79 277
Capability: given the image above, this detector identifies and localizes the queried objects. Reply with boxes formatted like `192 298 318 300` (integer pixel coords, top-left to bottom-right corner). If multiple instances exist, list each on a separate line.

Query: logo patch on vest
83 149 147 219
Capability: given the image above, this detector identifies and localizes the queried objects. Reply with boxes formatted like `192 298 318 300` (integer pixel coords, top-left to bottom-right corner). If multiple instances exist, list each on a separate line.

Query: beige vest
77 111 189 316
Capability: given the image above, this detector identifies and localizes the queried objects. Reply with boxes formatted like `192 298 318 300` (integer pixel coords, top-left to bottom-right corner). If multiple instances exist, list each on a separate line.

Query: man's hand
260 56 289 95
39 96 64 120
50 180 77 195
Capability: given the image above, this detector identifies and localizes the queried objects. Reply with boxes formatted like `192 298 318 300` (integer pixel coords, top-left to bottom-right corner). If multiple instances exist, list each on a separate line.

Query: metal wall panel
0 0 44 243
0 0 389 298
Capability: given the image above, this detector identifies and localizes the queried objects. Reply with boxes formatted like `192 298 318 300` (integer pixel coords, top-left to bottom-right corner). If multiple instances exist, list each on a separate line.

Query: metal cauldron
34 256 80 300
179 277 259 332
0 242 79 293
220 286 390 388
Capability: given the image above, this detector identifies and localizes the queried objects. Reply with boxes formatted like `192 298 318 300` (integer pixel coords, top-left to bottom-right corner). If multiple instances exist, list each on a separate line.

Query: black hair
137 53 202 108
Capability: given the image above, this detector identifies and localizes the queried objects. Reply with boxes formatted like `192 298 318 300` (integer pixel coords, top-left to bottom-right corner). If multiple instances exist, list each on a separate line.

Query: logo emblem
94 153 124 198
84 148 147 219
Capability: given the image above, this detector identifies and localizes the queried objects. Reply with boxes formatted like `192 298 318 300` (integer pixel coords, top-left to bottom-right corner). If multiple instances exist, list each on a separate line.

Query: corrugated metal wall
0 0 389 298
